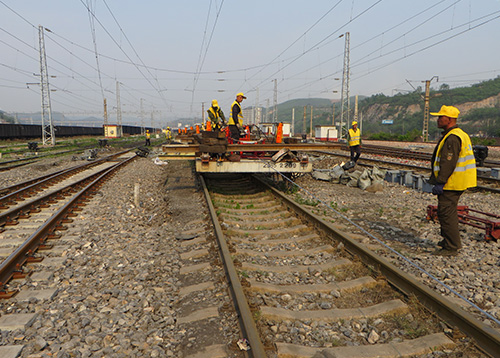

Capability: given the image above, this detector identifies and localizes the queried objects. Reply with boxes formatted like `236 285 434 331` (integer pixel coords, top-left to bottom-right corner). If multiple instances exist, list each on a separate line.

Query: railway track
0 151 136 291
196 173 500 357
311 149 500 194
350 144 500 169
0 151 137 356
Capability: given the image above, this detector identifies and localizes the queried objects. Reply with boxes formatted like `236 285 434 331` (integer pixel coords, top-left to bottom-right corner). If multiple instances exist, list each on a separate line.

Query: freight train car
0 123 149 140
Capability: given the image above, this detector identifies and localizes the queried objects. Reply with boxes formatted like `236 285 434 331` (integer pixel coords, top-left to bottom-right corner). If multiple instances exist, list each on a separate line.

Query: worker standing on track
228 92 246 142
348 121 361 163
429 105 477 256
145 130 151 146
165 127 172 143
207 100 226 131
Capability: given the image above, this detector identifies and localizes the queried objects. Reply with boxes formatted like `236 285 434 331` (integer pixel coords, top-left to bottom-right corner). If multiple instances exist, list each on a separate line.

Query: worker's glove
432 183 445 196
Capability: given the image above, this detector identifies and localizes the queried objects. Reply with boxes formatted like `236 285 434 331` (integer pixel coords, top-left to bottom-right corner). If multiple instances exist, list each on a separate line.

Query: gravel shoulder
290 155 500 330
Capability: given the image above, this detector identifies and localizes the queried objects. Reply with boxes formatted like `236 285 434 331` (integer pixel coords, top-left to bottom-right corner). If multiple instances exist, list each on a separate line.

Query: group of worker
206 92 247 142
151 100 475 257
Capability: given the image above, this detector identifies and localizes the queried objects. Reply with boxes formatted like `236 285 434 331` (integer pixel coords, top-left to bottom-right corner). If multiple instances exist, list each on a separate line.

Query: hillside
358 76 500 140
0 110 15 124
265 77 500 140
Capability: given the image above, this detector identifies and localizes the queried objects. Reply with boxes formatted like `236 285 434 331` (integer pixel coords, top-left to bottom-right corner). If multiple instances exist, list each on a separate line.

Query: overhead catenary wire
100 0 170 108
86 0 106 102
78 0 168 107
190 0 225 114
1 1 499 117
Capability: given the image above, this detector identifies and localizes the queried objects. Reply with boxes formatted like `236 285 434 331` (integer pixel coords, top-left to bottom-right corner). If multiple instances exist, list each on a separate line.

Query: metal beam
162 143 342 154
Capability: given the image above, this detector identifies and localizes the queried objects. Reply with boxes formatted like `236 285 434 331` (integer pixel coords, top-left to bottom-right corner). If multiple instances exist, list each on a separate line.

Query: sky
1 0 500 127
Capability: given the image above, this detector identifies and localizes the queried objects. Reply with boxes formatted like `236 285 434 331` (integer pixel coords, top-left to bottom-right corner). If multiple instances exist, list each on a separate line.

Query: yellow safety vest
228 101 243 126
433 128 477 191
208 107 220 123
348 128 360 146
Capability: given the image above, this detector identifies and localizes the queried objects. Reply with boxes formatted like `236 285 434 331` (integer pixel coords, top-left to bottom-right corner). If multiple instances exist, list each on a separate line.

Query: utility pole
354 95 358 123
266 99 270 122
103 98 108 126
202 102 205 125
422 76 439 142
140 98 145 134
310 106 314 138
273 79 278 122
116 81 122 135
303 106 307 134
291 108 295 136
255 87 260 125
339 32 350 141
38 25 55 146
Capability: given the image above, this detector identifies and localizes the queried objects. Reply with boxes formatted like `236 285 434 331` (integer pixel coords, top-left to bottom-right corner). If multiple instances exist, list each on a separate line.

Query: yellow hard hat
236 92 247 99
167 127 170 129
430 105 460 118
352 121 358 126
212 99 218 107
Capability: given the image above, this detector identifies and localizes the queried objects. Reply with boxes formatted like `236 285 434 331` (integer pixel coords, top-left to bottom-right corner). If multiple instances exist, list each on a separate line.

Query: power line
251 0 383 91
190 0 225 114
100 0 169 107
78 0 167 107
245 0 344 84
86 0 105 102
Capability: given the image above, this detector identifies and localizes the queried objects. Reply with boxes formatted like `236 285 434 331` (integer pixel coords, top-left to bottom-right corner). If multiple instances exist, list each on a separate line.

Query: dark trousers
145 138 151 146
229 125 240 142
437 190 463 250
350 145 361 162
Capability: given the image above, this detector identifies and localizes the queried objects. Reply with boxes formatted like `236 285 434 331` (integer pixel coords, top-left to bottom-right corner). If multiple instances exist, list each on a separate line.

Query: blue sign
382 120 393 124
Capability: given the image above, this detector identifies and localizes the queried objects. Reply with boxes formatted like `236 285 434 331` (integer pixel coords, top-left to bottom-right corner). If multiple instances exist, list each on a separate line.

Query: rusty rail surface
0 155 136 298
253 175 500 358
200 175 267 358
0 149 131 199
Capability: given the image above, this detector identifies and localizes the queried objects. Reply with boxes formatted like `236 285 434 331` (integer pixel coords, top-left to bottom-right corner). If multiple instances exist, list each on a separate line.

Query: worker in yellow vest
165 127 172 142
207 100 226 131
228 92 246 142
348 121 361 163
145 130 151 146
429 105 476 256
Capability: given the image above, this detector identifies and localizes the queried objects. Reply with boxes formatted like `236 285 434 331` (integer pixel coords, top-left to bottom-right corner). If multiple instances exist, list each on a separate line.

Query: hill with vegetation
269 76 500 142
0 111 15 124
358 76 500 141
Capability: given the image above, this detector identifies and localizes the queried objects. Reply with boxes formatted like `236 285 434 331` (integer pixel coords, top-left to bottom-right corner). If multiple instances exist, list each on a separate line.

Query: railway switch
427 205 500 241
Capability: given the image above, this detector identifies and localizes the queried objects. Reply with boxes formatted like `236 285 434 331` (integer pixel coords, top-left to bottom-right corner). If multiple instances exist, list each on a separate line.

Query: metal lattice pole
273 79 278 122
339 32 350 141
422 76 438 142
116 81 123 136
140 98 145 134
39 25 55 146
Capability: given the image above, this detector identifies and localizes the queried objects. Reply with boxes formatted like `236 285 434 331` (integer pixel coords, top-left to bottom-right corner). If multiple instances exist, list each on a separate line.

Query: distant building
241 107 263 125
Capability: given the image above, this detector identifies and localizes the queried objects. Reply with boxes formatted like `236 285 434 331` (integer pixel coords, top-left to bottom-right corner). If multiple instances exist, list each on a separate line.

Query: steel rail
0 162 124 227
313 150 500 193
200 175 267 358
0 155 136 298
162 142 342 154
254 175 500 358
0 150 132 202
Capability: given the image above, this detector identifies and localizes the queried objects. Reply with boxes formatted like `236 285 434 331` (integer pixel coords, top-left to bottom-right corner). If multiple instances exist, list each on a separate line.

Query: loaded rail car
0 123 147 139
